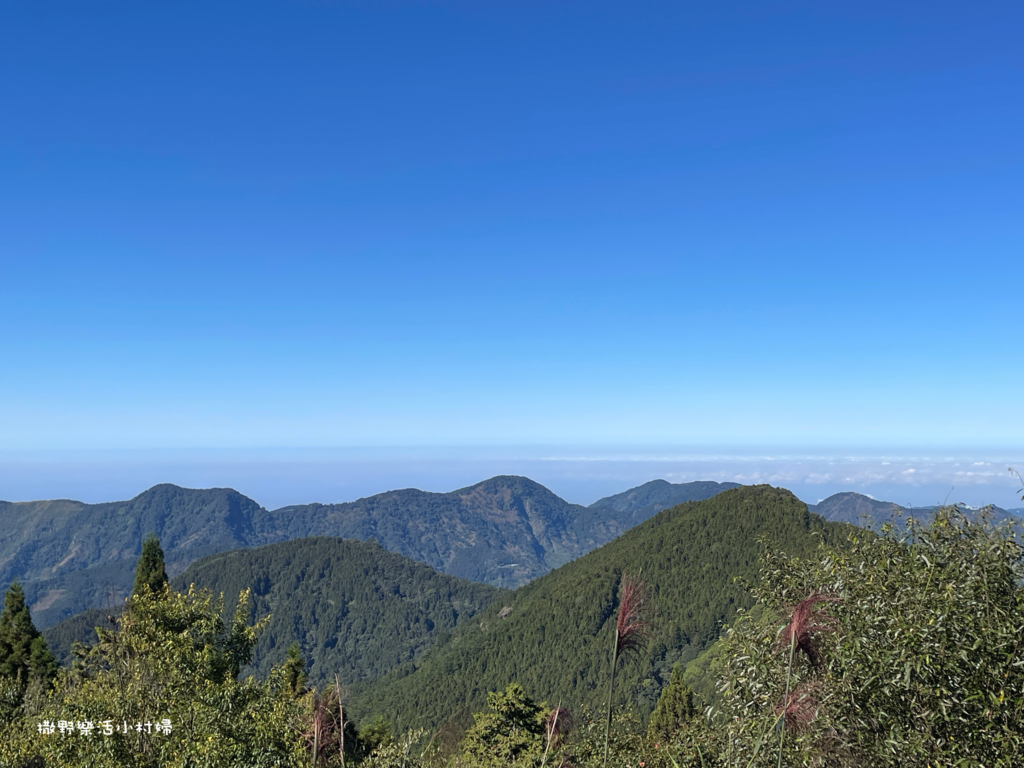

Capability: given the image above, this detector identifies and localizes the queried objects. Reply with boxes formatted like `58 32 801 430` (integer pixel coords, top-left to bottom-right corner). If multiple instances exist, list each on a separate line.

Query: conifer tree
647 663 697 741
132 533 168 596
282 641 307 697
462 683 547 766
0 581 57 690
1 585 306 767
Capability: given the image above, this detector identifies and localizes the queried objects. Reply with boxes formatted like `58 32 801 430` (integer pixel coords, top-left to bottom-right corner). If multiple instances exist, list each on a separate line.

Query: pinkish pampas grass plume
604 574 654 768
541 706 576 768
615 575 654 658
774 685 819 733
545 707 575 749
778 591 842 667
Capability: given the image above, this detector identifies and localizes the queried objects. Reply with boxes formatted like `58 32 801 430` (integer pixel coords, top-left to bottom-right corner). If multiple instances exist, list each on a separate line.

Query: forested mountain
42 607 112 665
268 476 585 587
172 537 500 687
349 485 853 729
585 479 740 537
43 538 501 683
808 491 904 525
809 491 1023 529
4 477 735 627
0 485 270 627
266 477 736 587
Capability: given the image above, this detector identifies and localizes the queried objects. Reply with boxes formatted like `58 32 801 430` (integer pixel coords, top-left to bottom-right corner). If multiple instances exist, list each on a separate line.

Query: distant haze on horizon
1 447 1021 513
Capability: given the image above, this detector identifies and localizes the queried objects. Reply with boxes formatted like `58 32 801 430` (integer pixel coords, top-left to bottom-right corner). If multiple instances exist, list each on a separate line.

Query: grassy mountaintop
350 484 852 729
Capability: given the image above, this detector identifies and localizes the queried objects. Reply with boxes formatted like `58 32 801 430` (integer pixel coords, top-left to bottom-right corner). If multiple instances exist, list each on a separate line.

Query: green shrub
699 507 1024 767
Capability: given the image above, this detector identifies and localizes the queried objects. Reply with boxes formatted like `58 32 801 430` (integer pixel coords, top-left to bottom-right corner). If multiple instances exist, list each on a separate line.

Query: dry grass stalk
778 591 842 667
615 576 654 657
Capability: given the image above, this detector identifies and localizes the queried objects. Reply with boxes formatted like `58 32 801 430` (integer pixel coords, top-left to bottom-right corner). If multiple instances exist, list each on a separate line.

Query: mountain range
44 483 852 726
808 491 1023 529
34 479 1020 732
3 476 738 628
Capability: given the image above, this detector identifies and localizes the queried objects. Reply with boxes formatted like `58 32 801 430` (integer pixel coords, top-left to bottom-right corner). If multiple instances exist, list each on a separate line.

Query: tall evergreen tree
647 663 697 741
132 534 168 597
461 683 547 766
0 581 57 687
282 641 307 697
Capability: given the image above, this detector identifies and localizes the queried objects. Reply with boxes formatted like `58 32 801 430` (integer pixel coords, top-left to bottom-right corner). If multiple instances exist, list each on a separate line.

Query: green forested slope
260 477 738 588
350 485 852 729
581 479 740 544
42 607 115 665
172 537 502 687
1 485 269 627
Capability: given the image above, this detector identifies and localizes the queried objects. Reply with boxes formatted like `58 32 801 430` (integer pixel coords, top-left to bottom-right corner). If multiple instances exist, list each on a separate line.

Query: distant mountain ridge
2 477 737 627
587 479 742 529
809 491 1024 529
0 485 274 627
269 476 585 587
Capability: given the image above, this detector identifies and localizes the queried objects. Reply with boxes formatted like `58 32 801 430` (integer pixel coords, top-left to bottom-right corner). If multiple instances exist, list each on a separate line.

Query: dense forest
174 537 501 685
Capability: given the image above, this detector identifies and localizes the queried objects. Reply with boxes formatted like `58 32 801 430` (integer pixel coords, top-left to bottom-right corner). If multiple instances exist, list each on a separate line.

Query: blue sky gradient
2 2 1022 471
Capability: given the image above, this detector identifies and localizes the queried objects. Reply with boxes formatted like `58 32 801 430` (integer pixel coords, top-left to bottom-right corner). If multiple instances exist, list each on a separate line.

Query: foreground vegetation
1 491 1021 767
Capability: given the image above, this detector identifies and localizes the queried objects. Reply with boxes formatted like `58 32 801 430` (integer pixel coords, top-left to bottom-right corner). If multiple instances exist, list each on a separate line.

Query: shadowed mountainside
585 479 741 536
0 485 270 627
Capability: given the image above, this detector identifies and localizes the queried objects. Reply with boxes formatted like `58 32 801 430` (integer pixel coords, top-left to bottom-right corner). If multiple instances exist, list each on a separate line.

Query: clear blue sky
2 0 1022 453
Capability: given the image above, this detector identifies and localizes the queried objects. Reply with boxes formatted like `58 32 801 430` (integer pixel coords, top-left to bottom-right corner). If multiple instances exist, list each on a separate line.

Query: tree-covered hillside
0 485 270 627
42 608 112 666
349 485 852 729
172 537 501 687
583 480 740 541
266 476 587 587
6 476 736 627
